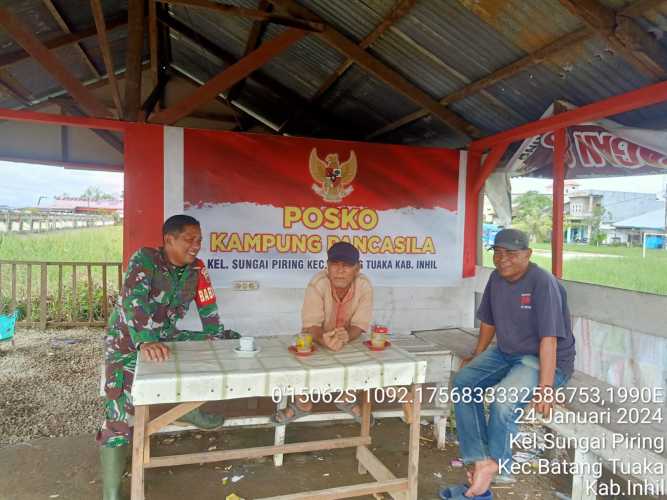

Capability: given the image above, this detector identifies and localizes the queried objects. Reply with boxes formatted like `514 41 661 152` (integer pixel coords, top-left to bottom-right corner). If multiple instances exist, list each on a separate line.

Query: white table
130 337 427 500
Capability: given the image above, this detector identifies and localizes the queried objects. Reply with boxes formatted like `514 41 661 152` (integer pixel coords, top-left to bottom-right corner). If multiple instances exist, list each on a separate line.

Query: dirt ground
0 328 574 499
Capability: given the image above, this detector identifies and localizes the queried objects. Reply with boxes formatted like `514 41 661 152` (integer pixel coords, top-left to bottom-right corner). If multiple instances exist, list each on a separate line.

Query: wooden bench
429 328 667 500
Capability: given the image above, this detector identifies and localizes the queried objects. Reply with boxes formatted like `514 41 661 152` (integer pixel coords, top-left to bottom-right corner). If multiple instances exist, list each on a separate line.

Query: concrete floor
0 419 570 500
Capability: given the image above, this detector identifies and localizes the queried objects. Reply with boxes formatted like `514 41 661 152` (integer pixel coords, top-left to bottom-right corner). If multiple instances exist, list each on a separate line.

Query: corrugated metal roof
3 0 667 160
259 23 347 100
299 0 394 42
614 208 665 230
170 5 252 61
319 64 419 129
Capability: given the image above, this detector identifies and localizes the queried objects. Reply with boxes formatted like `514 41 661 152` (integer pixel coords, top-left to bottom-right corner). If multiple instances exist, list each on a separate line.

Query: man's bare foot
466 459 498 496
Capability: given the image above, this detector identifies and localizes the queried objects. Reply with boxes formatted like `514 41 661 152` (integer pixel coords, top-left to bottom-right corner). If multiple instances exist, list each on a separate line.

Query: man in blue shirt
442 229 575 499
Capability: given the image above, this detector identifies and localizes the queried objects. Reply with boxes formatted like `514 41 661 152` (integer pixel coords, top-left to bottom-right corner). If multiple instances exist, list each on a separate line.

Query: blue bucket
0 311 18 342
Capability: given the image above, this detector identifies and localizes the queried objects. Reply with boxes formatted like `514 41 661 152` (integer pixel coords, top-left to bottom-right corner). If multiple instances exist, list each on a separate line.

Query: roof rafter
41 0 101 78
559 0 667 79
0 14 128 71
160 13 362 138
367 27 592 139
156 0 323 31
58 98 124 154
149 28 307 124
0 7 111 118
310 0 417 105
267 0 479 139
124 0 145 121
90 0 124 118
226 0 272 102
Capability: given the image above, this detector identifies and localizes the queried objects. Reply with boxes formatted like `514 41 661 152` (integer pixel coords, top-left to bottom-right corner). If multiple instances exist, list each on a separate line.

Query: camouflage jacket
106 247 223 354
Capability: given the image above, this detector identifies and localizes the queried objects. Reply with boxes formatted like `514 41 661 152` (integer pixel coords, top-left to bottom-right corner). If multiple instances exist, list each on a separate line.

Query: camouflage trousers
97 330 238 448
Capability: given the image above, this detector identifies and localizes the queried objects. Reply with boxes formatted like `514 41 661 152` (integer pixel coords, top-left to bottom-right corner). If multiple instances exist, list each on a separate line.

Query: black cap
327 241 360 264
492 228 529 250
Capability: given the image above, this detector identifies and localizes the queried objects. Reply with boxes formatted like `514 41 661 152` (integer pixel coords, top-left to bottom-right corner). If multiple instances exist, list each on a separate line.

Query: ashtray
288 345 317 357
363 340 392 351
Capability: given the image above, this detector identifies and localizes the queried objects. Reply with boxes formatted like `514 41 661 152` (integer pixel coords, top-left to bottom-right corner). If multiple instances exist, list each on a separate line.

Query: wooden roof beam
367 27 592 139
124 0 145 121
0 14 127 71
267 0 478 139
0 69 34 106
559 0 667 79
0 7 111 118
156 0 323 31
160 13 360 138
58 99 124 153
42 0 101 78
226 0 272 102
150 28 307 124
90 0 124 118
309 0 417 105
620 0 667 17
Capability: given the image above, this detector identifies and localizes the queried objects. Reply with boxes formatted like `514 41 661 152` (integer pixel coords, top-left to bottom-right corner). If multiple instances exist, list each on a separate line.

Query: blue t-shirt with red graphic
477 263 576 377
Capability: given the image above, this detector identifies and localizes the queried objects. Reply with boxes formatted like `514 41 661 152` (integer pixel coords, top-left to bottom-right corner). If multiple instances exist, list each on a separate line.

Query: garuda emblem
309 148 357 203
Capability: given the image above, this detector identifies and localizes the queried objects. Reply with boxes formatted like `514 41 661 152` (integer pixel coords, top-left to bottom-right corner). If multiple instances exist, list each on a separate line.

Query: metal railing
0 259 122 328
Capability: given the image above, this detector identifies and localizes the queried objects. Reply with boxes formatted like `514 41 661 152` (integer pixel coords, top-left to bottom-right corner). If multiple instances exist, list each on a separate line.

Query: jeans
452 346 569 464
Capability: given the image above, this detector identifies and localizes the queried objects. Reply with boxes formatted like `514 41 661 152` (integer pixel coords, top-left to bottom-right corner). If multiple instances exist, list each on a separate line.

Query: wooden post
72 264 78 322
273 396 288 467
10 263 16 311
87 264 93 324
102 264 108 322
407 384 422 500
26 264 32 324
553 128 566 278
358 390 372 475
57 264 63 323
40 263 47 329
131 405 147 500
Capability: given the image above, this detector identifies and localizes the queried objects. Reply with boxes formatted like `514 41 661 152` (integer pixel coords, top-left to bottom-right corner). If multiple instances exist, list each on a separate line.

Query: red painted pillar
463 150 482 277
552 128 566 278
123 123 165 267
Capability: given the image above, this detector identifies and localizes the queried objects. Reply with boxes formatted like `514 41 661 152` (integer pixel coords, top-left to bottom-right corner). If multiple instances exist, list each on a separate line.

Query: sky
513 174 667 196
0 161 666 208
0 161 124 207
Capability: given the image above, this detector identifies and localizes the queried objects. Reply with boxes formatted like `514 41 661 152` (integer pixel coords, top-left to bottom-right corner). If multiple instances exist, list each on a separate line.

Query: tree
512 191 552 243
81 186 116 204
584 205 607 245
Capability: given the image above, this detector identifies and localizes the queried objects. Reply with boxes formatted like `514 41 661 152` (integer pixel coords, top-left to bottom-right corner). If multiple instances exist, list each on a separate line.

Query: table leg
433 380 451 449
358 390 372 475
143 407 151 464
407 384 422 500
131 405 147 500
273 396 287 467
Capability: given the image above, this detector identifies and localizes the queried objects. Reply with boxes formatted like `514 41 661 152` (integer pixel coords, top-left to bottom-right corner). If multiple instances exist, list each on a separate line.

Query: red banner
506 102 667 178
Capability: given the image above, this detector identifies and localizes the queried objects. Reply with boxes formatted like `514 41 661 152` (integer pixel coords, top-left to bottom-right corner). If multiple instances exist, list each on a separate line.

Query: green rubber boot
176 408 225 430
100 445 128 500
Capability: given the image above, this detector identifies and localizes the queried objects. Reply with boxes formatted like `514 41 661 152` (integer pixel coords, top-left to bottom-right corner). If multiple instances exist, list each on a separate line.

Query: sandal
271 401 312 425
334 401 375 426
438 483 493 500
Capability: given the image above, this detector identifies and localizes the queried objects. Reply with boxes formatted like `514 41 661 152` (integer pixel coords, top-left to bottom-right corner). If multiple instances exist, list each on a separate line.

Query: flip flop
334 401 375 426
438 483 493 500
271 402 312 425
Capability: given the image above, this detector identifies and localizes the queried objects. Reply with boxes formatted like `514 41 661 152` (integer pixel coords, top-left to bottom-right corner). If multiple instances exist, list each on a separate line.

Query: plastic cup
295 333 313 353
239 336 256 352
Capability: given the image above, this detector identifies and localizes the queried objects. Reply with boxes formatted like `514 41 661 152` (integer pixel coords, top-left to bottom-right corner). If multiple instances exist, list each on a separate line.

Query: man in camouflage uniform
97 214 239 500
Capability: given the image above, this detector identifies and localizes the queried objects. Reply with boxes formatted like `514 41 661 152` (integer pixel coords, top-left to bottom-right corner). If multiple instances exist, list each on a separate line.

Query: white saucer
234 346 261 357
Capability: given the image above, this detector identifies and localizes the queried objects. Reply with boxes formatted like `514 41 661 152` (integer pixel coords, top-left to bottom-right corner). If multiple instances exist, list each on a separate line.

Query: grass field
0 225 122 262
0 226 123 320
482 242 667 295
